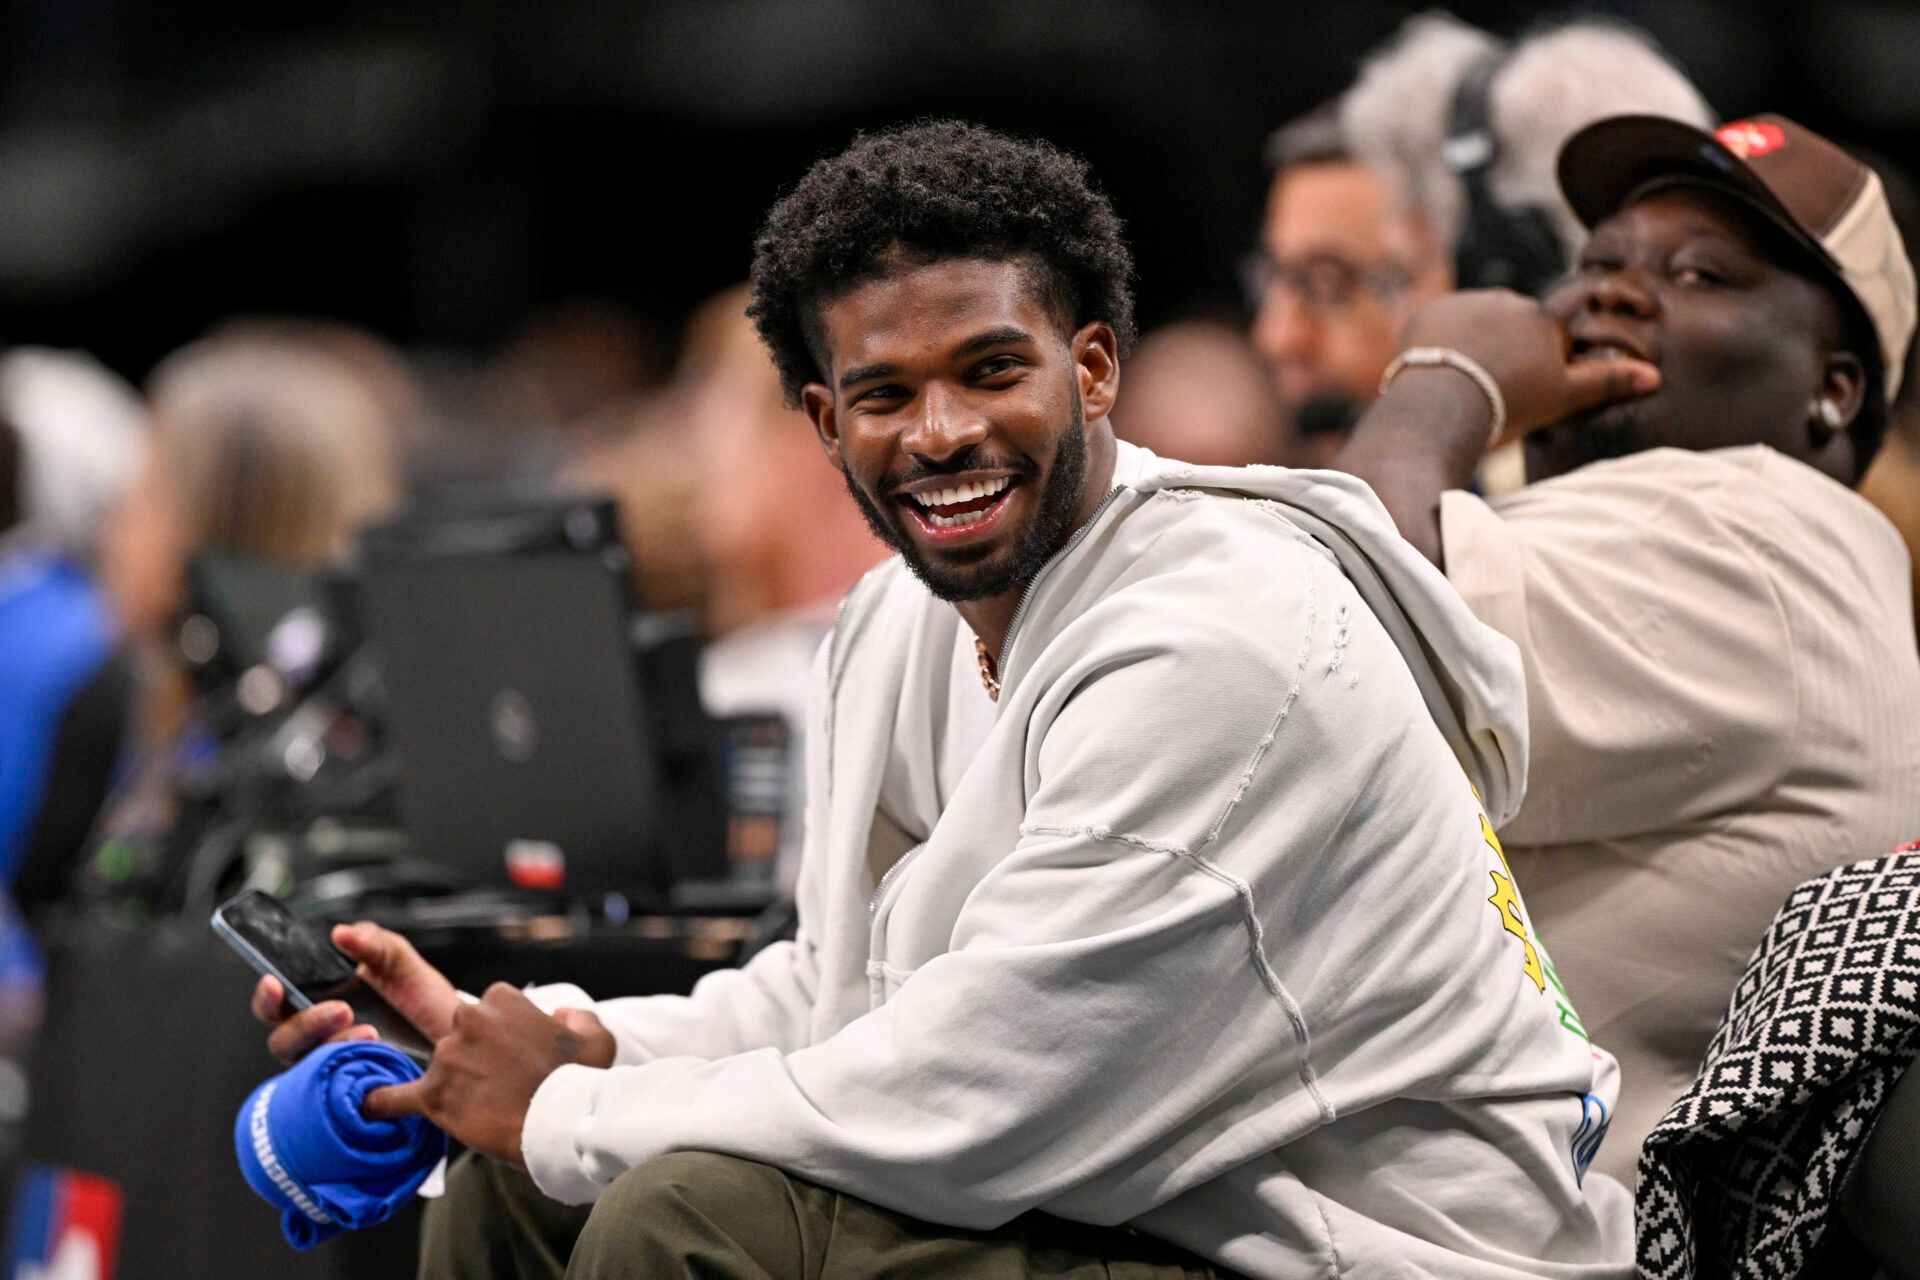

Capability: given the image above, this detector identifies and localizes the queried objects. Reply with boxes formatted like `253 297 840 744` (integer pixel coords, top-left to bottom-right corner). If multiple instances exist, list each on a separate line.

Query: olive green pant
417 1150 1226 1279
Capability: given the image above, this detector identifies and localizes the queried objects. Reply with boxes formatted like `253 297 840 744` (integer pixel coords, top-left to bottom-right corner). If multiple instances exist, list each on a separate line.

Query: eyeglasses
1240 251 1417 314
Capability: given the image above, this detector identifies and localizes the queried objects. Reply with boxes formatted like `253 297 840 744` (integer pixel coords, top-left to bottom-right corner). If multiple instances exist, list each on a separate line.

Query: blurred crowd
4 6 1920 1272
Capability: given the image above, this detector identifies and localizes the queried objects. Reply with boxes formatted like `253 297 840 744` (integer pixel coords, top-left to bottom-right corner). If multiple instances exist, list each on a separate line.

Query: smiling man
259 121 1636 1277
801 248 1110 645
1335 114 1920 1186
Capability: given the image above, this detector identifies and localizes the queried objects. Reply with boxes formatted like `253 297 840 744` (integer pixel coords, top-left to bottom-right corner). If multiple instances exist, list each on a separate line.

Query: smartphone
212 889 432 1063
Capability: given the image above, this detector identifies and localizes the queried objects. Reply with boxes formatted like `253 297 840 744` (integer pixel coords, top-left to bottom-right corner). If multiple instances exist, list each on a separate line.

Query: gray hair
1264 103 1347 172
0 347 146 557
1340 11 1715 265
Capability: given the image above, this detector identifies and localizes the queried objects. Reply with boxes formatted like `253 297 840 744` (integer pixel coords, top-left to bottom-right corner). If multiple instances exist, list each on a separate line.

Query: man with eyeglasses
1247 107 1450 466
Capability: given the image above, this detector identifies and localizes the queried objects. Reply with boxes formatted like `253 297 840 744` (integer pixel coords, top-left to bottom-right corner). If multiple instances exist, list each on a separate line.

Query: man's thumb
553 1008 597 1034
553 1007 617 1068
1563 358 1660 416
361 1079 429 1122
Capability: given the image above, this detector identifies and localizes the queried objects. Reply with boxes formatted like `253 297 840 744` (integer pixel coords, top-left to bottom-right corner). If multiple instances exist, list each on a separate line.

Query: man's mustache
876 450 1039 496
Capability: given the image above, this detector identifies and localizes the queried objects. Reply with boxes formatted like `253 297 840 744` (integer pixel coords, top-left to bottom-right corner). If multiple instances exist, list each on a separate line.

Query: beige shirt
1442 445 1920 1187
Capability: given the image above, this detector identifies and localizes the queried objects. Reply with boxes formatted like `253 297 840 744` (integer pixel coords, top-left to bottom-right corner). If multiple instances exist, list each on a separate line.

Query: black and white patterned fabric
1637 845 1920 1280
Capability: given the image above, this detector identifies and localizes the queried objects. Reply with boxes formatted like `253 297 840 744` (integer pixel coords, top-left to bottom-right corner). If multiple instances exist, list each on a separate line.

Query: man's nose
1251 290 1318 370
1580 266 1658 319
901 383 989 461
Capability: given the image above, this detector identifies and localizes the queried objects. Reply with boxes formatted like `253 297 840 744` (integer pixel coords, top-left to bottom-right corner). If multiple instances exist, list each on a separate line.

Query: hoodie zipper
869 841 925 916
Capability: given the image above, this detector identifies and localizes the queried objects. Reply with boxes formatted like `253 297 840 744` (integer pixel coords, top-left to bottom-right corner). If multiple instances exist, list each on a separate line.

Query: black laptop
356 496 688 896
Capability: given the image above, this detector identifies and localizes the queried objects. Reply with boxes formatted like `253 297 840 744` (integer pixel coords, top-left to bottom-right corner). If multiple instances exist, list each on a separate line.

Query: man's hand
361 984 617 1166
1334 287 1663 566
1396 288 1660 442
251 921 462 1066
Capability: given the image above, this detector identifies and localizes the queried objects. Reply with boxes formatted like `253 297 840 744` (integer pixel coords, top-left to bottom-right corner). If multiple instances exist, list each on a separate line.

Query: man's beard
842 397 1089 603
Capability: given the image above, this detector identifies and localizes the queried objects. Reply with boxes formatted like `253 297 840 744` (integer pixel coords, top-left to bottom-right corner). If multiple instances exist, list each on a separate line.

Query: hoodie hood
1120 442 1529 825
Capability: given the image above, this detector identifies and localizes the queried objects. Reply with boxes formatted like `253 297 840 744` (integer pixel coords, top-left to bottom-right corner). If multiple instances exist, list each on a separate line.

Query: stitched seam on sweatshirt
1313 1199 1345 1278
1195 543 1315 856
863 959 915 983
1020 822 1335 1126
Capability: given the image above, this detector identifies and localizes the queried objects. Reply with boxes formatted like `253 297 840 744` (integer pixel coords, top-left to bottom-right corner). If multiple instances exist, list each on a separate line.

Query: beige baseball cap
1558 113 1917 401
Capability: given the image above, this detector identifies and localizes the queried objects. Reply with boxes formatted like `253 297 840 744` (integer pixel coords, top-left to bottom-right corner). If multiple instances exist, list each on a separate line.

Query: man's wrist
1380 347 1505 447
1332 355 1501 566
1375 364 1501 455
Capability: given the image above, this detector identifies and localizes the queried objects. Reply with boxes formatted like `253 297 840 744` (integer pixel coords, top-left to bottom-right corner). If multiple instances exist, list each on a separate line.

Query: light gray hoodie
522 444 1633 1278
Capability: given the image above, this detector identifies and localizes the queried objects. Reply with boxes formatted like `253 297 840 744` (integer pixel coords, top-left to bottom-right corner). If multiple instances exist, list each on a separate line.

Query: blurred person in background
1249 13 1712 475
1248 103 1448 467
213 316 427 489
0 348 143 1059
1333 113 1920 1184
0 350 145 904
92 329 400 882
1108 318 1293 466
559 393 712 619
494 300 670 435
679 284 885 888
103 330 399 641
479 301 673 492
679 285 884 640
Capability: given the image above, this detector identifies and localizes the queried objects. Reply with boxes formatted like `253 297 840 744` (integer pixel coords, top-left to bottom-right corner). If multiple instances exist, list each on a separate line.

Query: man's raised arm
1332 289 1658 566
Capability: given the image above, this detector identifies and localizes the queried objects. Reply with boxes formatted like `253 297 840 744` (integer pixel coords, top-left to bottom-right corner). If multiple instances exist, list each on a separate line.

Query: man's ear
1072 321 1120 421
801 383 843 469
1818 348 1868 433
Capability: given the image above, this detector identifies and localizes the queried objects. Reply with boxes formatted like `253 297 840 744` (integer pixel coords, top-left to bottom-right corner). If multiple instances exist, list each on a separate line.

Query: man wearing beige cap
1335 113 1920 1185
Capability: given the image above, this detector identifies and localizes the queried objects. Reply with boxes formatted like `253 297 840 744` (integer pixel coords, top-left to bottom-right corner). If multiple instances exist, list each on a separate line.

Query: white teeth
914 476 1009 509
926 506 994 530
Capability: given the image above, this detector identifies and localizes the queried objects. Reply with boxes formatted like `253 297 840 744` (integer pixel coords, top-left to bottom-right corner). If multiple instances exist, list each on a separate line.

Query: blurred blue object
0 551 114 884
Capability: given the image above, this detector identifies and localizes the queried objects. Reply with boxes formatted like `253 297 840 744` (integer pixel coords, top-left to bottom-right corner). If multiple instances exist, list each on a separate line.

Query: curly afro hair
748 119 1137 405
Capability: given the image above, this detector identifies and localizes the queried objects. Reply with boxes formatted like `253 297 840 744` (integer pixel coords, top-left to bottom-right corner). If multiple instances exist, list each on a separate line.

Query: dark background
0 0 1910 381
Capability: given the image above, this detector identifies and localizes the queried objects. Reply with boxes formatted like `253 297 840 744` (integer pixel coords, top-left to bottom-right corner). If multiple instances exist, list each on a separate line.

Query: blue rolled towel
234 1041 446 1249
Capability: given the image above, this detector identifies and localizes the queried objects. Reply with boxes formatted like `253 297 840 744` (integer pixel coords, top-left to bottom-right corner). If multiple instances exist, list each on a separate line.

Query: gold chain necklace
973 636 1001 702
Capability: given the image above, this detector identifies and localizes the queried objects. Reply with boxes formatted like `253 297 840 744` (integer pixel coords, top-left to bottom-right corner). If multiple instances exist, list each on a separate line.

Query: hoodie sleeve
520 569 1352 1219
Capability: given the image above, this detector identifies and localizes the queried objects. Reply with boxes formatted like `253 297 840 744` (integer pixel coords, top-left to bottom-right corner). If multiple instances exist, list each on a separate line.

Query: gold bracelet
1379 347 1507 448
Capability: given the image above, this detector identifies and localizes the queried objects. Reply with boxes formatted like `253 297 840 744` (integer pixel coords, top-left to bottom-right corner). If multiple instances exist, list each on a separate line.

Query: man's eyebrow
959 325 1039 354
838 362 894 391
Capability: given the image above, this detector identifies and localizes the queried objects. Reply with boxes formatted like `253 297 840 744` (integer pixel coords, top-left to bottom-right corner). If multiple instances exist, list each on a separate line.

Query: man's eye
1295 261 1359 307
973 356 1022 379
1672 264 1727 287
853 384 906 406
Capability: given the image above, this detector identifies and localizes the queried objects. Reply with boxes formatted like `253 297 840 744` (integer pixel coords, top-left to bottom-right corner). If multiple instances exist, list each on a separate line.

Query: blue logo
1572 1092 1612 1185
